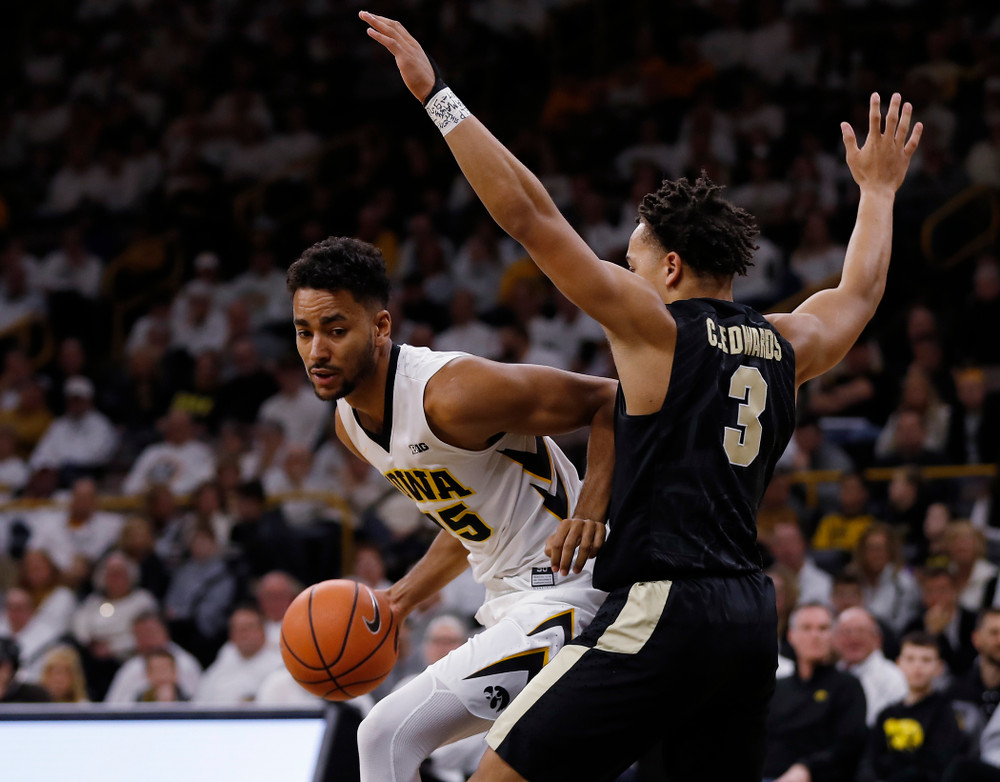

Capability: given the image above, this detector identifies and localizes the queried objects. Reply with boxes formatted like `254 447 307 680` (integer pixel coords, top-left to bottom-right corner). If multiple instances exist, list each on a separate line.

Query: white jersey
347 345 607 782
337 344 589 599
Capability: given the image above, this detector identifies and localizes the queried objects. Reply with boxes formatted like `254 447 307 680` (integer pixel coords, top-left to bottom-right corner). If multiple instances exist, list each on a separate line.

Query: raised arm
360 11 665 343
767 93 922 387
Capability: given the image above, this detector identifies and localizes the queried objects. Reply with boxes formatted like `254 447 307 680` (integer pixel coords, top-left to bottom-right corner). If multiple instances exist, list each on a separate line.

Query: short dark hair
144 647 176 666
900 630 940 654
976 607 1000 630
833 569 863 588
637 174 758 278
286 236 390 308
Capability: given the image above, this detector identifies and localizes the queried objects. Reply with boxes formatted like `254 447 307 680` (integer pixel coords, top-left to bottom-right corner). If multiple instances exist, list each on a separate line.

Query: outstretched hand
842 92 923 195
360 11 436 103
545 518 606 576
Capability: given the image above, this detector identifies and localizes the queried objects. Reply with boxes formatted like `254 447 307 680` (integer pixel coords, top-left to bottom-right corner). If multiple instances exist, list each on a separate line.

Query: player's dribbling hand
545 518 606 576
360 11 436 103
841 92 922 195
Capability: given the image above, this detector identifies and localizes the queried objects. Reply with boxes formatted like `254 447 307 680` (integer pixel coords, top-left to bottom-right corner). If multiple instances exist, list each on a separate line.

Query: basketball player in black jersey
363 11 923 781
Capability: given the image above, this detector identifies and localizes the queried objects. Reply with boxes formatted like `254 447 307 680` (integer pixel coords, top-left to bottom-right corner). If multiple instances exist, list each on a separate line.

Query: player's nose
308 334 332 362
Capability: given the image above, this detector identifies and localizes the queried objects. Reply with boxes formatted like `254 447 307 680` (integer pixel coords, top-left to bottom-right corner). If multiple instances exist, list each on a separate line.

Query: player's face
293 288 386 401
625 222 671 299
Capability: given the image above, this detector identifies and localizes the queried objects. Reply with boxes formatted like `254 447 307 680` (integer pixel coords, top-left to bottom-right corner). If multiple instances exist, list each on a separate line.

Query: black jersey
593 298 796 590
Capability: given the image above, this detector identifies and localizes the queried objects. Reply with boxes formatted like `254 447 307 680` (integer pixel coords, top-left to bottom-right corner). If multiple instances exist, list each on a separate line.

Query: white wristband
425 87 470 136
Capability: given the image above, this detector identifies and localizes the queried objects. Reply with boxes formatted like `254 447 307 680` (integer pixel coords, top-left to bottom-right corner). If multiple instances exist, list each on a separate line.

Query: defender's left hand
545 518 606 576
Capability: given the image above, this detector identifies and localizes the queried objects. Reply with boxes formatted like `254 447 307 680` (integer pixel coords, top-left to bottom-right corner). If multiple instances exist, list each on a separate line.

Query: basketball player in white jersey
287 236 615 782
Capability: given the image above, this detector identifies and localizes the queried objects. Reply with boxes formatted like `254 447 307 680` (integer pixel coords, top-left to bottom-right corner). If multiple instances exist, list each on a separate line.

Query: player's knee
356 698 399 755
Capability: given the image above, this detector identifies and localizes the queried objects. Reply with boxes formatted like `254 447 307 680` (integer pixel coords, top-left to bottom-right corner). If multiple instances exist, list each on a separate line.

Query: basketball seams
280 627 330 672
306 584 344 683
329 581 361 668
283 579 400 700
334 600 398 678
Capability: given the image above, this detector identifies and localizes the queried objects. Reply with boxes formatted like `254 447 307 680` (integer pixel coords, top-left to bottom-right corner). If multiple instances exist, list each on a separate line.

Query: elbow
494 198 546 243
488 179 561 244
588 379 618 424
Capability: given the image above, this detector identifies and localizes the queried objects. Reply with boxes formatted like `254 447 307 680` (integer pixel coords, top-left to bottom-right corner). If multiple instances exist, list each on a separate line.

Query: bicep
430 359 615 443
500 367 616 435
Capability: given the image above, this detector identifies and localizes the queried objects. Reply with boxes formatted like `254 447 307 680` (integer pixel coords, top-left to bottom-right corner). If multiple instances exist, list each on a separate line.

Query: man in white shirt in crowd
28 477 124 588
34 226 102 300
0 425 29 497
222 244 289 332
256 358 329 449
833 606 909 726
104 611 202 703
769 519 833 606
29 376 117 480
434 288 501 359
193 605 282 704
0 586 68 679
169 280 228 359
121 408 215 497
254 570 302 648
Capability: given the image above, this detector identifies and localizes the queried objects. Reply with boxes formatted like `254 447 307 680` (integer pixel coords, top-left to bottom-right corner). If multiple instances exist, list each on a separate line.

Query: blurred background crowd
0 0 999 779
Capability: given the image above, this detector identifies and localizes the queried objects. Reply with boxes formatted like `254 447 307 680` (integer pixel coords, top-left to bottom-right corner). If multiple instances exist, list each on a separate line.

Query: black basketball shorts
488 572 778 782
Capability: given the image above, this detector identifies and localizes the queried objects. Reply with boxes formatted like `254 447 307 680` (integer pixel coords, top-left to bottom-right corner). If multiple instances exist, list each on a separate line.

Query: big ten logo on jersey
408 442 429 454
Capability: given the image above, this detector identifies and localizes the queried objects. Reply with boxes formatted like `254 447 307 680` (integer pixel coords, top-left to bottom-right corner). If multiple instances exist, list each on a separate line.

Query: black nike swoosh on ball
363 590 381 633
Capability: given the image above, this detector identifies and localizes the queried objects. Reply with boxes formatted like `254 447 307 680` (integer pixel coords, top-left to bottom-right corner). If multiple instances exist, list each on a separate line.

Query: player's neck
667 276 733 304
345 342 394 433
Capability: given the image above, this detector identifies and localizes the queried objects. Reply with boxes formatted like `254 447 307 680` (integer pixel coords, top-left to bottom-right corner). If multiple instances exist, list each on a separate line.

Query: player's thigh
488 577 777 782
659 693 769 782
426 604 580 722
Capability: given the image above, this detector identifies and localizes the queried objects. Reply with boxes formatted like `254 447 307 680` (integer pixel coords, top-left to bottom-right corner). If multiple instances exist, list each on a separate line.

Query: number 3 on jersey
723 366 768 467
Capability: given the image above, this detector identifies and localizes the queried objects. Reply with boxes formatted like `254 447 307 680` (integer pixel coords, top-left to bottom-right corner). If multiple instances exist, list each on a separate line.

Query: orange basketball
280 579 399 701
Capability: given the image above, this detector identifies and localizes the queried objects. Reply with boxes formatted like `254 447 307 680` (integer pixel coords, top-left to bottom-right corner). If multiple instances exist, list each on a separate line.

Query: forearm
571 393 615 522
838 188 896 317
385 531 469 618
444 119 561 246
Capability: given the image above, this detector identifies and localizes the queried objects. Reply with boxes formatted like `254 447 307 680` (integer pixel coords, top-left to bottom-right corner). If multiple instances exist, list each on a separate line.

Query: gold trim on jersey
528 608 575 640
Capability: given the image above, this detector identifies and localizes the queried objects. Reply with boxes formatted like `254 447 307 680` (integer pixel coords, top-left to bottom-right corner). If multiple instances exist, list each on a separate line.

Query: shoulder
424 354 503 410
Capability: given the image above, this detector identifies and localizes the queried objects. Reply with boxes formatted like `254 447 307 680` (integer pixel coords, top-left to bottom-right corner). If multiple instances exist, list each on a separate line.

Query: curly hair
637 174 759 278
286 236 390 308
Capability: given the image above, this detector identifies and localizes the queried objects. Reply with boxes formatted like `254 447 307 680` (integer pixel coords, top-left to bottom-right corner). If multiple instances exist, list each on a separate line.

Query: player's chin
310 380 344 402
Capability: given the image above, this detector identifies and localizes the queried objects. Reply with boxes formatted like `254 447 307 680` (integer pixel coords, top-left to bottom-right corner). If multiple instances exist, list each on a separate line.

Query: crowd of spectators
0 0 1000 778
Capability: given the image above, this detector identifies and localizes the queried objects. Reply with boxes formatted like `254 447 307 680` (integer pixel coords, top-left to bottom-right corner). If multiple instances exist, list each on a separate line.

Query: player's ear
374 309 392 343
663 251 682 288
